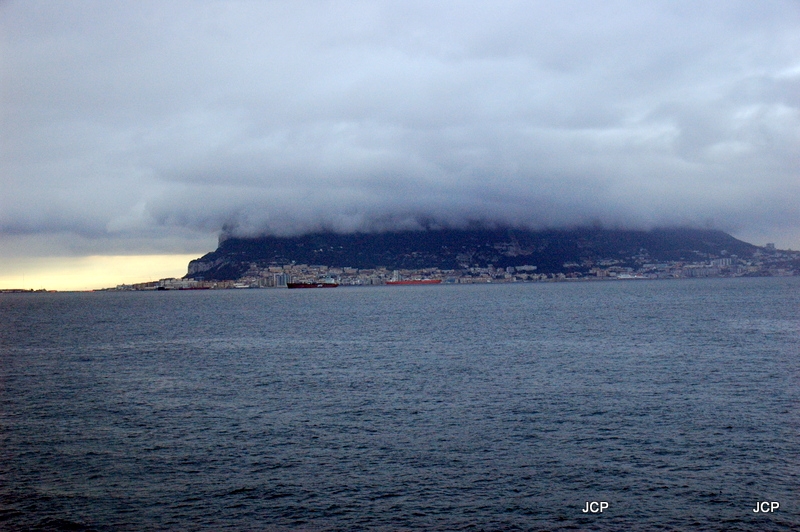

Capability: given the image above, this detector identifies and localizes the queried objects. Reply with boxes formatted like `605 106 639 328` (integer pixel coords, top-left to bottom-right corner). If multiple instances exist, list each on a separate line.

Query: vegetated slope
186 227 757 281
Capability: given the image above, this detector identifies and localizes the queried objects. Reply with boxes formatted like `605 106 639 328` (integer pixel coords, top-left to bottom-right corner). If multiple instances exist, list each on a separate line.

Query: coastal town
108 244 799 290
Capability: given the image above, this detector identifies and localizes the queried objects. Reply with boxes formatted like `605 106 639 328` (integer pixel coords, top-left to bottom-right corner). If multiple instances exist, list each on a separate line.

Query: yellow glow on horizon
0 254 200 291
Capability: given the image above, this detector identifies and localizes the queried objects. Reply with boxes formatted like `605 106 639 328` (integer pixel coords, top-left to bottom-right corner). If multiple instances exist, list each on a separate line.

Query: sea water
1 277 798 531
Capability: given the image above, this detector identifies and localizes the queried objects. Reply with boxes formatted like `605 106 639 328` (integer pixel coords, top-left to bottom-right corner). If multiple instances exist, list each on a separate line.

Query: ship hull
386 279 442 285
286 282 339 289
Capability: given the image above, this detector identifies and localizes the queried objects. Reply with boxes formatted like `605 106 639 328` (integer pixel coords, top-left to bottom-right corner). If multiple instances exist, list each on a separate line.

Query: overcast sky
2 0 799 261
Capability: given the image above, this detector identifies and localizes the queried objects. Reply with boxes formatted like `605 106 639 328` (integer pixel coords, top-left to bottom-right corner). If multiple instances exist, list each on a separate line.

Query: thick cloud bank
2 0 799 254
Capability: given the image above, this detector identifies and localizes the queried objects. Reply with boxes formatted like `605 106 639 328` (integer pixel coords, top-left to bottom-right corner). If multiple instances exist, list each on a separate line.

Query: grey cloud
1 0 799 254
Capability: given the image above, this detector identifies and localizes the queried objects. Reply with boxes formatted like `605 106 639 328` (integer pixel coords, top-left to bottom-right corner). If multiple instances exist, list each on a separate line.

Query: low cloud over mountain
2 1 799 258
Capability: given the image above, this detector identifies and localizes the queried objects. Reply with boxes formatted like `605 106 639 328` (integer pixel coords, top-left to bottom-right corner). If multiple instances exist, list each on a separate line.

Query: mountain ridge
185 227 759 281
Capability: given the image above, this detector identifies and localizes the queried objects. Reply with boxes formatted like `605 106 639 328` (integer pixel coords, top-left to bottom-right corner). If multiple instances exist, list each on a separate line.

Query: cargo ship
287 281 339 289
385 279 442 285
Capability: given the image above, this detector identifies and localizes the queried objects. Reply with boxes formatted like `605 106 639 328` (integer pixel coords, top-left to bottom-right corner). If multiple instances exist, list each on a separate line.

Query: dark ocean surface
1 278 798 531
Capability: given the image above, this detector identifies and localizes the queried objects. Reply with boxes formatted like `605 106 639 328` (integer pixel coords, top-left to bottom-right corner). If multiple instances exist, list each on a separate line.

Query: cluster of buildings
111 246 798 290
569 247 798 280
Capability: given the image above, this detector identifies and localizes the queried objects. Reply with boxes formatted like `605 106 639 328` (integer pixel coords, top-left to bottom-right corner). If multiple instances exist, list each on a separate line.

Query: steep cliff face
184 227 758 281
186 256 246 281
187 256 226 275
